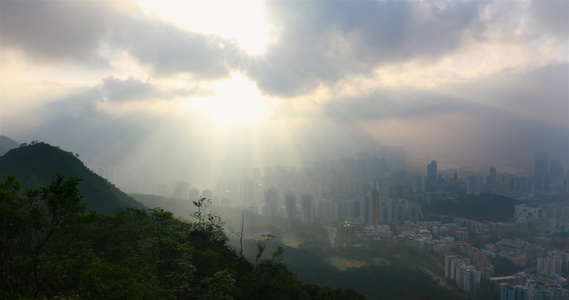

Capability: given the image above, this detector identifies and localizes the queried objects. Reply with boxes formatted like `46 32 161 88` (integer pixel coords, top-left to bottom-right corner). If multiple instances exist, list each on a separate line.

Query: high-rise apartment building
488 167 497 191
467 175 481 195
301 193 314 223
427 160 437 189
285 191 297 220
534 152 549 192
264 187 279 217
534 152 549 177
189 188 200 201
371 188 379 225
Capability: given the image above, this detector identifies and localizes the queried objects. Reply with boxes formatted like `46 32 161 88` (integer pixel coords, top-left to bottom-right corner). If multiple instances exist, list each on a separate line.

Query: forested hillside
0 175 364 299
0 142 145 214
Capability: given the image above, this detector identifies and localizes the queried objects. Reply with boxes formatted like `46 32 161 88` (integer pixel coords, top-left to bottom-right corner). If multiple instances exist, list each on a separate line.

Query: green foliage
0 142 145 214
255 233 275 267
191 198 227 244
240 253 307 300
1 175 365 300
489 255 519 277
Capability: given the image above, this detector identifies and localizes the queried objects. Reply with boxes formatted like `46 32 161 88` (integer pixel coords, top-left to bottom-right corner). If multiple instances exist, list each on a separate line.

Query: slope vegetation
0 142 145 214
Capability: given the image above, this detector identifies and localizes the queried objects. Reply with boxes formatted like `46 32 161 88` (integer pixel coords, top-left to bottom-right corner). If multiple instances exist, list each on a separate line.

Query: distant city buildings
467 175 481 195
285 191 297 220
264 187 279 217
488 167 497 192
427 160 437 190
301 193 315 223
444 255 481 292
514 204 543 221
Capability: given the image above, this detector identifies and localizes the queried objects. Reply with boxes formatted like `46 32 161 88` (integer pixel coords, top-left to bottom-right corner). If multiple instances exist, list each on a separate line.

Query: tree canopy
0 175 364 299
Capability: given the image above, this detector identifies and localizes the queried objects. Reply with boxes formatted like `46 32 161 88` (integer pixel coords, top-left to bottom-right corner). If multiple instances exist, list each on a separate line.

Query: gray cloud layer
1 1 115 64
2 0 567 173
246 1 485 96
1 1 240 78
0 0 487 94
3 0 566 97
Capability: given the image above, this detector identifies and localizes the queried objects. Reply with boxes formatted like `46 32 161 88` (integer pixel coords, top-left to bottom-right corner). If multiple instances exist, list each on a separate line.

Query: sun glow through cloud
188 73 271 125
138 0 268 55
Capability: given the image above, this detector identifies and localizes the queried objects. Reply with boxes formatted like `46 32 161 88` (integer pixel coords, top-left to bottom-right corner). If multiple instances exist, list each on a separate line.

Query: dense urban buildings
90 149 569 297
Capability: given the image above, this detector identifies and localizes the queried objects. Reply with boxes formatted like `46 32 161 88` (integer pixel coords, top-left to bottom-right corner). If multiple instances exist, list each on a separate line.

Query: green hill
0 141 145 214
0 176 365 299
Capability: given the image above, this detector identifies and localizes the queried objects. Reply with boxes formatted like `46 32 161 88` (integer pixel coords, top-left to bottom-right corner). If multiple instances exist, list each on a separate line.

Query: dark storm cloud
246 0 486 96
0 1 115 64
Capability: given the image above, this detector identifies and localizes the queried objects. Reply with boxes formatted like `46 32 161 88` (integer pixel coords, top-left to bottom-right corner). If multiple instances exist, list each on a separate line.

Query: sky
1 0 568 186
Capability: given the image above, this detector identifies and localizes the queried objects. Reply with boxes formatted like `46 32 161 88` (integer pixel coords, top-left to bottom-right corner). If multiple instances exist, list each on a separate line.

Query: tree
0 174 92 298
255 233 275 268
228 209 245 256
191 198 227 244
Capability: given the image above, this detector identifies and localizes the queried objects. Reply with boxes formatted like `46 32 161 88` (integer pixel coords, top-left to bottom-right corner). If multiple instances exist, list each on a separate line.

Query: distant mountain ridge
0 141 145 214
0 135 20 156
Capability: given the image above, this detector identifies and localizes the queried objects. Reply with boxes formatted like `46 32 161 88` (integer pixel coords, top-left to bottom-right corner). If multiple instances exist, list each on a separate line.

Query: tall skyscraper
388 185 408 200
241 179 257 205
201 189 212 200
427 160 437 190
534 152 549 192
301 193 314 223
487 167 497 191
189 188 200 201
413 175 426 193
534 152 549 177
467 175 481 195
364 195 371 224
285 191 297 220
264 187 279 217
371 188 379 225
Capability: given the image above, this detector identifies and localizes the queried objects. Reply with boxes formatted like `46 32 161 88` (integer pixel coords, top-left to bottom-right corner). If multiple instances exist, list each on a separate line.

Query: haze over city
1 0 568 188
2 1 569 299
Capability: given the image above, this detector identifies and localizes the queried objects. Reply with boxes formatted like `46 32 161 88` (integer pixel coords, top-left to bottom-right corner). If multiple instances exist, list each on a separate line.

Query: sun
191 73 271 125
137 0 268 55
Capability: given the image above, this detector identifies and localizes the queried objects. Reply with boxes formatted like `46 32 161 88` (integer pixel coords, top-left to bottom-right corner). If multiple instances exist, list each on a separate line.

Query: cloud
530 0 569 37
21 85 162 164
3 0 567 177
245 0 486 96
100 77 158 102
108 17 241 78
0 1 117 64
322 90 477 122
1 1 241 80
317 62 568 165
444 62 569 128
99 76 214 102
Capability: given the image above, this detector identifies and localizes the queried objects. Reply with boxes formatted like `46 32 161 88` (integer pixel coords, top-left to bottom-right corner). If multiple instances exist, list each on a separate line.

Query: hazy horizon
1 0 567 189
